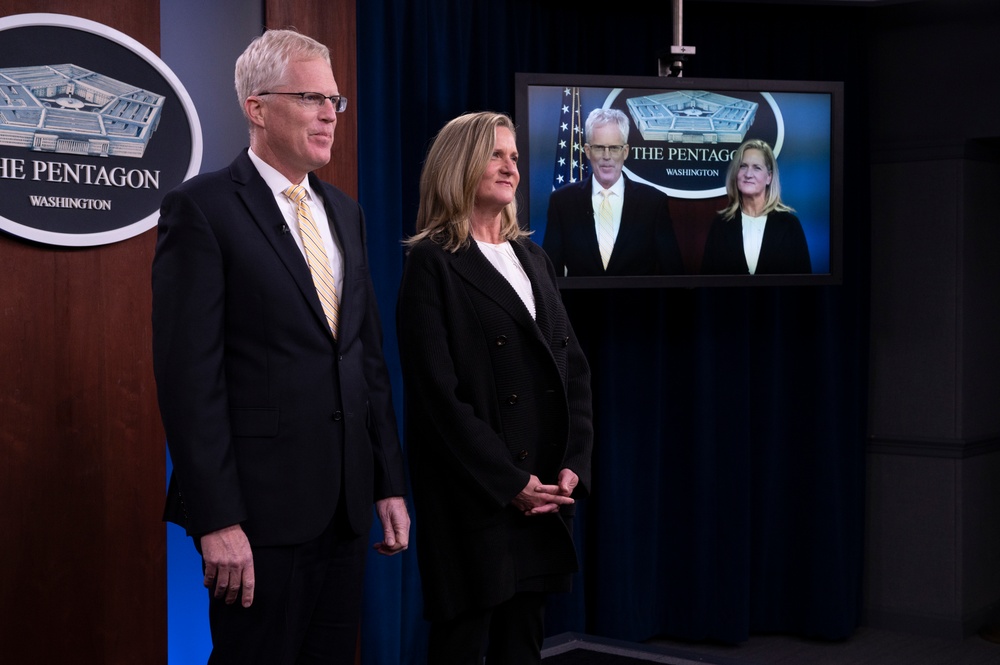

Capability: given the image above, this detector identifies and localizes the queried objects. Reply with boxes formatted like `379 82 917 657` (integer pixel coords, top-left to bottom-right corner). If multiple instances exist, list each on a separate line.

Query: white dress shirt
248 148 344 298
476 239 536 320
591 175 625 248
741 211 767 275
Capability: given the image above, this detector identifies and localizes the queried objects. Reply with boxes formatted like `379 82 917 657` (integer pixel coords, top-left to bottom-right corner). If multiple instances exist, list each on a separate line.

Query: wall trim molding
864 599 1000 640
872 137 1000 165
867 435 1000 459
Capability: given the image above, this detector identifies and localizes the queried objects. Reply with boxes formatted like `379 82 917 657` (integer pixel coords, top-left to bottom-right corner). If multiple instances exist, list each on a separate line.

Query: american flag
551 87 588 191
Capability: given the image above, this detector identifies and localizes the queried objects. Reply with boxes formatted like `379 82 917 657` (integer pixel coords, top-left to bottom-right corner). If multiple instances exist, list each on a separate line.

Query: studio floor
542 625 1000 665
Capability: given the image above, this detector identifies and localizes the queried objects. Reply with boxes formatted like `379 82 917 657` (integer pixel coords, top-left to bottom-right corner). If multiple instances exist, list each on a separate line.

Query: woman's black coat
396 236 593 621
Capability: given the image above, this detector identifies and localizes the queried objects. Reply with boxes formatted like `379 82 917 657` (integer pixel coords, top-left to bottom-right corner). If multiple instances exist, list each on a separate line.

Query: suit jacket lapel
509 241 554 343
758 211 785 272
451 242 546 345
610 177 642 272
608 175 655 273
230 153 332 337
578 177 605 272
311 176 353 323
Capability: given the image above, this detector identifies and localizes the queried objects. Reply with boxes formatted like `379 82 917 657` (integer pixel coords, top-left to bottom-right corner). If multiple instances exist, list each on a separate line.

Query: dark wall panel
267 0 359 199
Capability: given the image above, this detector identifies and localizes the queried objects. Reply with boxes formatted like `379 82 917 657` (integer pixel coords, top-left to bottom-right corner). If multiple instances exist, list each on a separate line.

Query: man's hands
200 524 255 607
511 469 579 516
199 497 410 610
373 496 410 555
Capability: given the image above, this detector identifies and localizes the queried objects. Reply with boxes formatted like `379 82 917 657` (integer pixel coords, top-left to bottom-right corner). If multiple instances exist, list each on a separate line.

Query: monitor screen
515 73 843 287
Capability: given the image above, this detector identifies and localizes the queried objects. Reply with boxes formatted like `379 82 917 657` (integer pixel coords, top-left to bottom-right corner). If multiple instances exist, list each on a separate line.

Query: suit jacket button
507 394 518 405
495 335 507 346
518 449 529 461
333 411 343 421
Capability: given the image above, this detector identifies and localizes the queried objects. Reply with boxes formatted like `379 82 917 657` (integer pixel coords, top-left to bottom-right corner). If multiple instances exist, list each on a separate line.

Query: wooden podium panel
0 2 363 663
267 0 359 199
0 2 166 664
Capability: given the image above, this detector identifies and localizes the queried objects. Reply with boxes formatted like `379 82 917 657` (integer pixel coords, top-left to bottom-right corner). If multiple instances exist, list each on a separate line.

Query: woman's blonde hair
405 112 528 252
718 139 794 220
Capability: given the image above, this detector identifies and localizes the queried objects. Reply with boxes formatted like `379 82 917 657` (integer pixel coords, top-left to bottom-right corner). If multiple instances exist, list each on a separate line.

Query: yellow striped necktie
598 189 614 269
284 185 339 338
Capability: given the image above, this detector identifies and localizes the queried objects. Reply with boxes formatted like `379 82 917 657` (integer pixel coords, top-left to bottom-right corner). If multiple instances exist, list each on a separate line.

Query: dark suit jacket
152 150 406 547
396 237 593 621
543 174 684 276
700 209 812 275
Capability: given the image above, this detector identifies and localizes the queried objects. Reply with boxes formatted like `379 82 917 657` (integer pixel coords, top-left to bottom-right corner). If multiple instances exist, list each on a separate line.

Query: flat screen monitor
514 72 843 287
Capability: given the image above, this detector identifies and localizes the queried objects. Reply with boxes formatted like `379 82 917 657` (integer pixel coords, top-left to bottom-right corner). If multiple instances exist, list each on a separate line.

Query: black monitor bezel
514 72 844 288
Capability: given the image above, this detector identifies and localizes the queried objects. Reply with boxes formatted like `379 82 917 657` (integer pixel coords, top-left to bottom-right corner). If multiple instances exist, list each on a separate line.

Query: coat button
333 411 343 421
562 336 570 347
507 394 518 405
518 449 529 461
495 335 507 346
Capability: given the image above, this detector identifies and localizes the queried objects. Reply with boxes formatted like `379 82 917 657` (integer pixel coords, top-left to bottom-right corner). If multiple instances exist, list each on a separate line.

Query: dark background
357 0 872 656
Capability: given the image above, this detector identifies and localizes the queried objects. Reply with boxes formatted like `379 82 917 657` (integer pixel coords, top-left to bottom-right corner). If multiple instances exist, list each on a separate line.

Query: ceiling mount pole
659 0 696 77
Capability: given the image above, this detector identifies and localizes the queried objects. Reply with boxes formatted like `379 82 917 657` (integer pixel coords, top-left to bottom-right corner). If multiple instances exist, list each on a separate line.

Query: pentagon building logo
0 14 201 247
588 86 782 199
0 64 164 159
626 90 758 145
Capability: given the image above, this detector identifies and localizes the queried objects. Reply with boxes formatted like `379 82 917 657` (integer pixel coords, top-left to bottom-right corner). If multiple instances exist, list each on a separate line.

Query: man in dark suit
543 108 684 276
152 29 409 664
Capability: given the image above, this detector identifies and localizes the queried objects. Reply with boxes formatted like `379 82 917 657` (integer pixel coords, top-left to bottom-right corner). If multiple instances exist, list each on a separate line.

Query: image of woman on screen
700 139 812 275
396 111 594 664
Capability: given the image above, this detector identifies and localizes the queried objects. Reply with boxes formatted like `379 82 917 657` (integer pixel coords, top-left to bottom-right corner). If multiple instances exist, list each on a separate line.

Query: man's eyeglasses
587 144 626 156
257 91 348 112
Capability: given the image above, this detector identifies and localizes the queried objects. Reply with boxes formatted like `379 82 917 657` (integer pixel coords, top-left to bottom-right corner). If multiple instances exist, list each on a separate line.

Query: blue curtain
357 1 869 662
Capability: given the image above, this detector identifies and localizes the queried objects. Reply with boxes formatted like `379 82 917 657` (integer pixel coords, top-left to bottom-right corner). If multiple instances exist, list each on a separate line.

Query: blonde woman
701 139 812 274
397 111 593 664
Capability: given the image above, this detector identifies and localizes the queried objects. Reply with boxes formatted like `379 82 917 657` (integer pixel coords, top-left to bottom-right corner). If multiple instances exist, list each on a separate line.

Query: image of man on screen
543 108 683 277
